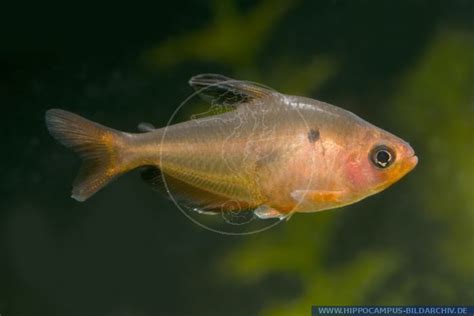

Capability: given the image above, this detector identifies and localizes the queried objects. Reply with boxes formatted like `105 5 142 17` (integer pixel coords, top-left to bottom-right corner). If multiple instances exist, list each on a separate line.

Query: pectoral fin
291 190 345 204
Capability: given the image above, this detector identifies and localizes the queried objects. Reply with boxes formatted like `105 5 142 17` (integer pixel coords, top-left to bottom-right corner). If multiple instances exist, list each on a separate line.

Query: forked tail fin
45 109 129 201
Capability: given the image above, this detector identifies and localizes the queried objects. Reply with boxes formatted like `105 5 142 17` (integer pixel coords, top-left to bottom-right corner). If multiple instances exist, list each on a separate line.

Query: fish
45 74 418 220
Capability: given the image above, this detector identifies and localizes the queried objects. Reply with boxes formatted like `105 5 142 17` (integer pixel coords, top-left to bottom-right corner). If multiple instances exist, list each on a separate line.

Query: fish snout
399 142 418 174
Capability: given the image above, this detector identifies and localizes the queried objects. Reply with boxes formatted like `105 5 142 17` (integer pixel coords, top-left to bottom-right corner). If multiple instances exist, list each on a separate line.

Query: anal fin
141 166 251 213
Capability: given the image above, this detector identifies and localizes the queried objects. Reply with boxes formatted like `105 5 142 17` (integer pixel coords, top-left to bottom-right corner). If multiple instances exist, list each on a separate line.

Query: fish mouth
402 143 418 172
406 154 418 172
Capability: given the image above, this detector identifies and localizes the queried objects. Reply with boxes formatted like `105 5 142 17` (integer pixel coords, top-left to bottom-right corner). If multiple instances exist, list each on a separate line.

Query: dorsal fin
188 74 277 107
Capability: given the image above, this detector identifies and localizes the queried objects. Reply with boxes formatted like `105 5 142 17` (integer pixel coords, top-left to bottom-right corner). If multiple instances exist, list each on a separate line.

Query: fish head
342 127 418 199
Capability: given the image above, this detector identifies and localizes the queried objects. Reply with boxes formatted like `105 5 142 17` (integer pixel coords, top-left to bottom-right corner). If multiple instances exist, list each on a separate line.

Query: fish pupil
376 150 391 167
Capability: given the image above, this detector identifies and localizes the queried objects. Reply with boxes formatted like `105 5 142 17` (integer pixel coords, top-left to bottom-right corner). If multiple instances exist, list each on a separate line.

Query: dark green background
1 1 473 315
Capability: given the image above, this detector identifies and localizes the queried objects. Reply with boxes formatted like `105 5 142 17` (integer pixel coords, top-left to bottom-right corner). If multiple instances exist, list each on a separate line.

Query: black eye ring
370 145 395 169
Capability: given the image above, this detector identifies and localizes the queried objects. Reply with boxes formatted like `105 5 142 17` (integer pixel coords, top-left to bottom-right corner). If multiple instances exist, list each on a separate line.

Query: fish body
45 74 417 219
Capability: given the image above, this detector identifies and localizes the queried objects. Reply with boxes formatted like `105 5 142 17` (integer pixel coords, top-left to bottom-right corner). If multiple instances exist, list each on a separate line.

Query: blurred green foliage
1 1 473 316
145 0 298 69
216 30 474 315
144 1 474 313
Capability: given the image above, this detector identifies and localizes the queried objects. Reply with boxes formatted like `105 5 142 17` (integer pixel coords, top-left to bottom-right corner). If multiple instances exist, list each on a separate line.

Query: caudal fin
45 109 128 201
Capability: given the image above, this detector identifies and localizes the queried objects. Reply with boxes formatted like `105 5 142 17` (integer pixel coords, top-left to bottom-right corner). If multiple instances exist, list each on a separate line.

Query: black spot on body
308 128 320 143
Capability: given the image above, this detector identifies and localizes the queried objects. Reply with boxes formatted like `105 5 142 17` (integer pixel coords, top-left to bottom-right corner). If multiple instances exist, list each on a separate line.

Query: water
1 1 473 315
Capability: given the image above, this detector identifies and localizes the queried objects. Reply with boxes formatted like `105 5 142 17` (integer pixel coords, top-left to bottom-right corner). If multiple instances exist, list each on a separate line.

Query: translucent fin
140 166 165 192
291 189 344 204
189 74 277 107
45 109 127 201
138 122 156 132
254 205 287 220
290 189 345 213
141 166 253 213
193 208 220 216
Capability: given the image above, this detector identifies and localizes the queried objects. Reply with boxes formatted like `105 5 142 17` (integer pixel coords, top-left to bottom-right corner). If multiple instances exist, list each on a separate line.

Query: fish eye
370 145 395 169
